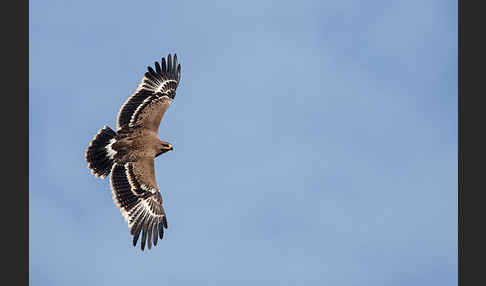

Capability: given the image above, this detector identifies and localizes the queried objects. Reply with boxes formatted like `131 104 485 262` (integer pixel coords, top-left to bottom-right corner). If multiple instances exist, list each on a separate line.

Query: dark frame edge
458 0 462 284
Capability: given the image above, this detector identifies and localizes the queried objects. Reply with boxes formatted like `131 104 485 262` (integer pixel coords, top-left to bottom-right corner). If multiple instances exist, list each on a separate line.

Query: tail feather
85 126 117 178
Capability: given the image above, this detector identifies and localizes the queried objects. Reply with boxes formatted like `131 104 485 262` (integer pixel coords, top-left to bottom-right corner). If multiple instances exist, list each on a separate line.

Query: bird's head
157 141 173 157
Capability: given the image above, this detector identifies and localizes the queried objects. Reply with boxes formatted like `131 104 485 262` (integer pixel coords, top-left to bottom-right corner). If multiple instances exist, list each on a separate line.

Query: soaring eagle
85 54 181 251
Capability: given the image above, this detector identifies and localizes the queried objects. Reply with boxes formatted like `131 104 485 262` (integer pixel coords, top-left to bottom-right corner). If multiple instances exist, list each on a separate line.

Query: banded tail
85 125 117 178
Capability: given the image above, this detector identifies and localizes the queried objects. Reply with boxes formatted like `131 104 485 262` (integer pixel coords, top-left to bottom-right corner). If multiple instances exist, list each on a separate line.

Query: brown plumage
85 54 181 250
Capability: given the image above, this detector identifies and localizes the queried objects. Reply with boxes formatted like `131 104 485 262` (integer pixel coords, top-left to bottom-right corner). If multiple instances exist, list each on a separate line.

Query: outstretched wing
116 54 181 132
109 159 168 250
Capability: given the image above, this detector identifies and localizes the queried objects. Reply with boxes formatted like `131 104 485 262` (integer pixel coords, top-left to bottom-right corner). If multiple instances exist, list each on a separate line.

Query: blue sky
29 0 457 285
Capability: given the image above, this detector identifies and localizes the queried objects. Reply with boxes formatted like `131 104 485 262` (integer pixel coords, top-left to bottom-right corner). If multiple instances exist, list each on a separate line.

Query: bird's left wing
116 54 181 132
109 158 168 250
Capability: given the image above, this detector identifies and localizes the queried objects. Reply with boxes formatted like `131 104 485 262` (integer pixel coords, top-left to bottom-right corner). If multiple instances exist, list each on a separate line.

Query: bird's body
110 127 167 162
85 54 181 251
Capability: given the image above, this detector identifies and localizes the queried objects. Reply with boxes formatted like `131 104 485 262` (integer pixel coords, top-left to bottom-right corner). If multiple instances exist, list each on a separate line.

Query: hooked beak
160 144 173 153
166 144 174 151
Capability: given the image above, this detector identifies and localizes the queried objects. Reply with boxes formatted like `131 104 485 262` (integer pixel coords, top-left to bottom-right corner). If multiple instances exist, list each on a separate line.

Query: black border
458 1 462 284
459 0 486 285
3 0 29 284
458 0 462 284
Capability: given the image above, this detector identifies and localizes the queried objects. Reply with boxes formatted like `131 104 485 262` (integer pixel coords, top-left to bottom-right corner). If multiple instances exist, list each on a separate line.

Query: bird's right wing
109 158 167 251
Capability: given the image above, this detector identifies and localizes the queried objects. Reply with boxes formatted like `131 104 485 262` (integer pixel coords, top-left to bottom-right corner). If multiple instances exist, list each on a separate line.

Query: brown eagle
85 54 181 251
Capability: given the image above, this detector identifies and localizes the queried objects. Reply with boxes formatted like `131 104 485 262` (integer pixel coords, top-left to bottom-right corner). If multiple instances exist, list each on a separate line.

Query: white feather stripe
141 184 158 194
134 75 177 93
129 96 153 127
155 79 178 93
124 163 138 192
105 138 117 159
125 200 164 226
141 200 164 217
126 203 143 227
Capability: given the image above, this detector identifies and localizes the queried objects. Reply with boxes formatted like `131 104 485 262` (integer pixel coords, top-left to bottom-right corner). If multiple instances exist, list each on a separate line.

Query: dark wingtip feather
159 223 164 240
147 66 156 77
167 54 172 73
141 223 148 251
163 216 168 229
155 61 161 74
161 57 167 72
147 220 154 250
153 223 159 246
132 226 142 247
130 218 142 236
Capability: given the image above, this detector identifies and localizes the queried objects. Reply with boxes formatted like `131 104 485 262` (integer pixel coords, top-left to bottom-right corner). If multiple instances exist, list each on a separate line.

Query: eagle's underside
85 54 181 251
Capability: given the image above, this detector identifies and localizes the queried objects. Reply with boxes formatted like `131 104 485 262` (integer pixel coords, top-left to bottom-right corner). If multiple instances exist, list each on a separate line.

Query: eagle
85 54 181 251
